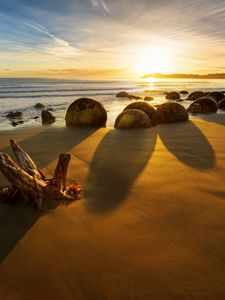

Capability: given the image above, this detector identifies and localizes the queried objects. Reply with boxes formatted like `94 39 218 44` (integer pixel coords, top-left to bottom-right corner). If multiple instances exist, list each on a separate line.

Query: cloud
41 37 79 58
89 0 109 13
1 0 225 77
0 13 79 60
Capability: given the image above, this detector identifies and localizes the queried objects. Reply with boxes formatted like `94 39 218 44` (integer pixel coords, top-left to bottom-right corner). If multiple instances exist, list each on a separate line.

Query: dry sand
0 115 225 299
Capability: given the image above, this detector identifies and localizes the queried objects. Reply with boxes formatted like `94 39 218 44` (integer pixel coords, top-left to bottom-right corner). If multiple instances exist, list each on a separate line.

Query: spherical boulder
144 96 154 101
123 101 157 126
41 110 56 125
116 91 129 98
165 92 180 100
218 98 225 110
187 96 218 114
65 98 107 127
11 121 18 127
180 90 189 95
209 91 224 103
11 120 24 127
156 102 189 124
34 103 45 109
128 95 142 100
187 91 205 101
114 109 152 129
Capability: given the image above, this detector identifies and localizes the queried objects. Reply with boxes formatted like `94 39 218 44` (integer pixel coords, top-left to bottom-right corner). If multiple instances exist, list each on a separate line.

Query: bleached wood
0 141 74 211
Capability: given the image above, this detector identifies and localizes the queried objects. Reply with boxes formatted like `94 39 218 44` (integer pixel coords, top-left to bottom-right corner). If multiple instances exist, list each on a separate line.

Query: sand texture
0 115 225 299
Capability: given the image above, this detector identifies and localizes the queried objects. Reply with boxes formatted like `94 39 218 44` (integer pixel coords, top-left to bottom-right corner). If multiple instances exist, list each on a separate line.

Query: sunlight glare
132 45 174 75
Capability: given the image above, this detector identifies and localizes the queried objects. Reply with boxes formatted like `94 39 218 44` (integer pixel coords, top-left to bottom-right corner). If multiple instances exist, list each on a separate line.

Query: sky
1 0 225 78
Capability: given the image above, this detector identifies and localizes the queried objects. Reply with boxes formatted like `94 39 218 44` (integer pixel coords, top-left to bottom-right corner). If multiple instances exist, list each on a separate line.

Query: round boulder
165 92 180 100
65 98 107 127
114 109 152 129
156 103 189 124
218 98 225 110
41 110 56 125
128 95 142 100
209 92 224 103
123 101 157 126
34 103 45 109
11 121 18 127
116 91 129 98
187 96 218 114
6 111 22 119
187 91 205 101
144 96 154 101
180 90 189 95
11 120 24 127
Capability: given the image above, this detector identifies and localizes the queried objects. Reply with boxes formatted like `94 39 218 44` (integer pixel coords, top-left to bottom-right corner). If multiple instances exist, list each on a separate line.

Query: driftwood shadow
0 126 96 263
158 121 215 170
0 201 53 264
85 128 157 213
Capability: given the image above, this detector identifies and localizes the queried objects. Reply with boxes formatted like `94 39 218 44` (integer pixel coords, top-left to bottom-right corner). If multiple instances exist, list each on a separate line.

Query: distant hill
142 73 225 79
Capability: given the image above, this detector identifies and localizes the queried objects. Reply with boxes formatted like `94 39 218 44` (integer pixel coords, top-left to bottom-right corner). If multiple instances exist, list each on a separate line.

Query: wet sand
0 115 225 299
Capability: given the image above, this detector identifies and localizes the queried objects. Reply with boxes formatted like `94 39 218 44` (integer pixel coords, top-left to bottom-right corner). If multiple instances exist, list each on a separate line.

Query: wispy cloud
89 0 109 13
0 13 79 60
1 0 225 77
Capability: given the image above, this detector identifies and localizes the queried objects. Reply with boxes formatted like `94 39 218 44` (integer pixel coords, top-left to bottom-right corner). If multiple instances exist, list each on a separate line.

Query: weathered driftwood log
52 153 71 192
0 139 81 211
10 139 44 180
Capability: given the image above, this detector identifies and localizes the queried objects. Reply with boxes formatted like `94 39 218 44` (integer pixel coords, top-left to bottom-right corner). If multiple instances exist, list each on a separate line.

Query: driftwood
0 140 82 211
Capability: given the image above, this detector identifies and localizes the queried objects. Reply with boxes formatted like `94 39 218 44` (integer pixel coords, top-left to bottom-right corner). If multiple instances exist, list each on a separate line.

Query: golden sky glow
1 0 225 78
132 45 176 75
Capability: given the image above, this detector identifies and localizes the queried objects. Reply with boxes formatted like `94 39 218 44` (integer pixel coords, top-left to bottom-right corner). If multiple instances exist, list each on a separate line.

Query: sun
132 45 174 75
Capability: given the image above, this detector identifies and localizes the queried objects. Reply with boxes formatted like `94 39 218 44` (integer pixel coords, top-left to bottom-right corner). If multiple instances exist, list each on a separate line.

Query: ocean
0 77 224 130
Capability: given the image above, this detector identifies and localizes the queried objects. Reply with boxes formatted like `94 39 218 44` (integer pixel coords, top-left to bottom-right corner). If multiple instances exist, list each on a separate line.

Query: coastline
1 77 225 130
0 114 225 299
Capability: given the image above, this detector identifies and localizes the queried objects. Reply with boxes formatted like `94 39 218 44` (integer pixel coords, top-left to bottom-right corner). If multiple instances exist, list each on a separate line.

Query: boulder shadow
0 126 97 171
0 126 96 263
158 121 215 170
195 114 225 127
85 128 157 213
200 188 225 200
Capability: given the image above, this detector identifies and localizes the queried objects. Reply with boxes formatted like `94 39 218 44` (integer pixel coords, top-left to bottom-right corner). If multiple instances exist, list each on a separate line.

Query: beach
0 114 225 299
1 78 225 130
2 0 225 297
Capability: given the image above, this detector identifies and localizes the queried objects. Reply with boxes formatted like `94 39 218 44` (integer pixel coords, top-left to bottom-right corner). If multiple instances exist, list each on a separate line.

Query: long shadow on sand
158 121 215 170
0 201 54 264
85 128 157 213
0 126 96 263
0 127 96 172
195 114 225 127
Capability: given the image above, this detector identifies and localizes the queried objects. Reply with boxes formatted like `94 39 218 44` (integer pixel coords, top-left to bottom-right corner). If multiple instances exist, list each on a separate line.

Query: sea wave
0 92 121 99
1 78 225 130
0 87 134 94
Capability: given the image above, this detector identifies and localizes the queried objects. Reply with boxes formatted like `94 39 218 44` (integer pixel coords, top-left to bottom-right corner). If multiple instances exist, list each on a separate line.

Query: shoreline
1 77 225 130
1 112 224 132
